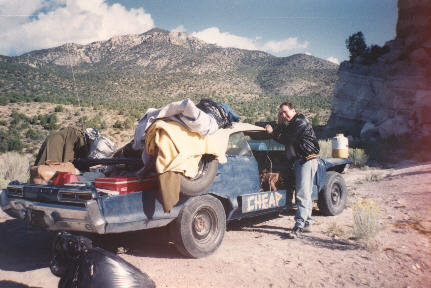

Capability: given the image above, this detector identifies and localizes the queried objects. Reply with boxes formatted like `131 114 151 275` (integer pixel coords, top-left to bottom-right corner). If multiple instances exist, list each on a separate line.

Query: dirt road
1 161 430 288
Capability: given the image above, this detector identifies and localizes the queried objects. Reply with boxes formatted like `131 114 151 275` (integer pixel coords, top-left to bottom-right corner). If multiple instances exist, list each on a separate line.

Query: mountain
0 28 338 121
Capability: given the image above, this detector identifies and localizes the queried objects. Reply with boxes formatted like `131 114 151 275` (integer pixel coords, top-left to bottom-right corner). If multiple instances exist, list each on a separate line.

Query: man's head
279 102 296 122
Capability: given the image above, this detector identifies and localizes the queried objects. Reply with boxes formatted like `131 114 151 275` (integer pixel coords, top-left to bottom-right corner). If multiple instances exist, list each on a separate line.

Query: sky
0 0 398 64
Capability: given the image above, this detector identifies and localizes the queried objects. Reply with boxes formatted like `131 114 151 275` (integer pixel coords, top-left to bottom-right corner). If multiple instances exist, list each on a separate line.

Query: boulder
360 122 379 140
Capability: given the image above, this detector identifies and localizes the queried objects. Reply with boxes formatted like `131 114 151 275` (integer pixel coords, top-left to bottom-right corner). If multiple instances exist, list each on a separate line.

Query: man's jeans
293 158 318 228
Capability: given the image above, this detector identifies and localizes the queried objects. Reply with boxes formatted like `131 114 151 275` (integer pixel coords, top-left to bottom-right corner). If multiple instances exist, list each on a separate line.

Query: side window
226 132 252 156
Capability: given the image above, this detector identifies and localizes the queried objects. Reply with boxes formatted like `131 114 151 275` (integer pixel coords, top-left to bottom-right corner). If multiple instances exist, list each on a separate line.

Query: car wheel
317 171 347 216
169 195 226 258
180 155 218 197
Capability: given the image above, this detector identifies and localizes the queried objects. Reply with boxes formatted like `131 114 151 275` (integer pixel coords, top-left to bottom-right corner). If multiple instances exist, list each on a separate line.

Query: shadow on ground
0 218 54 272
301 235 359 251
0 281 43 288
91 228 183 259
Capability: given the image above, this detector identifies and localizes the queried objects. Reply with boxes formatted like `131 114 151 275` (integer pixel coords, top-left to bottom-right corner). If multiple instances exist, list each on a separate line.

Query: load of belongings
31 126 116 184
145 120 227 211
132 98 239 212
30 99 240 212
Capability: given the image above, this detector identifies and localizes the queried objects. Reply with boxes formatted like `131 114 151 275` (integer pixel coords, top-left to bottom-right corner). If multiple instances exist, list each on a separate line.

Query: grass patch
0 152 30 188
318 139 332 158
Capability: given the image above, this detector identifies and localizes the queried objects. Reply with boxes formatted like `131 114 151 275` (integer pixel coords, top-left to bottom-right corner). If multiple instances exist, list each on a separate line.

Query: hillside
0 28 338 123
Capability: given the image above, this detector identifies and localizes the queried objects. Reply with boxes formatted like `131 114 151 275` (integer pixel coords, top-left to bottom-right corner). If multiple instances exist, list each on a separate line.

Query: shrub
312 114 321 126
40 113 59 130
25 128 43 140
318 139 332 158
349 148 368 167
363 172 384 182
54 105 64 112
0 152 30 188
0 129 23 152
113 120 123 129
352 198 380 241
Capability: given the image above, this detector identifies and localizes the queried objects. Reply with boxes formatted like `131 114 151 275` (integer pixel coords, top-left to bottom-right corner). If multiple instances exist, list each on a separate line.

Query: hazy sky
0 0 398 64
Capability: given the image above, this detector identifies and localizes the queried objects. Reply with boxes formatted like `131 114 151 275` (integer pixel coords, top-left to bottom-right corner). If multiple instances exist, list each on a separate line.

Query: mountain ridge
0 28 338 122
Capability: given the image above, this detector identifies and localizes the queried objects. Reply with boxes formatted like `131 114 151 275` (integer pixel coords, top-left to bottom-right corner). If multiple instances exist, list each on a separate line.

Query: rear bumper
0 189 106 233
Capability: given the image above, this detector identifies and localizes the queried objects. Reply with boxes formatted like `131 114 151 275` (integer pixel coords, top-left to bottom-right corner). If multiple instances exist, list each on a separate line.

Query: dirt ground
1 160 430 288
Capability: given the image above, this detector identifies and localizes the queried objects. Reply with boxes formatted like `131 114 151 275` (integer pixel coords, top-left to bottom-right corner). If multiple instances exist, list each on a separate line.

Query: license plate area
30 210 46 227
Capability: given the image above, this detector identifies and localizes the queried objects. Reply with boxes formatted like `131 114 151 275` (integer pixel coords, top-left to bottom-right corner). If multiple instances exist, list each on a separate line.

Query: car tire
180 155 218 197
317 171 347 216
169 195 226 258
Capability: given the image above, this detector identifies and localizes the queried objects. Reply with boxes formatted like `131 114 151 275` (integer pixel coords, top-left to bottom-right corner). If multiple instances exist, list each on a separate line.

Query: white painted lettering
261 193 268 209
254 194 261 210
247 196 254 212
275 192 282 206
268 192 275 208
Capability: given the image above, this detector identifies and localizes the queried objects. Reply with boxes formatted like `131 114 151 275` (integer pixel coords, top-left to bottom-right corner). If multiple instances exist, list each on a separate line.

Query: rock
328 0 431 142
360 122 379 140
409 48 430 65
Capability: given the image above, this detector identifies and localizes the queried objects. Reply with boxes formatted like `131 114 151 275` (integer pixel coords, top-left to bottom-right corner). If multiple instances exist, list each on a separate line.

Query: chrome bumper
0 189 106 234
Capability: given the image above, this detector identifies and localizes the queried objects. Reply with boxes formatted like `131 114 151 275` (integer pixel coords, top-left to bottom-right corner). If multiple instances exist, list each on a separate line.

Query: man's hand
265 124 273 134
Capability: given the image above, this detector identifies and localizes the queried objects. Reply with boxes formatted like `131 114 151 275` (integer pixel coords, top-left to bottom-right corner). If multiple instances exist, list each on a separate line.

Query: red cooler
94 176 158 194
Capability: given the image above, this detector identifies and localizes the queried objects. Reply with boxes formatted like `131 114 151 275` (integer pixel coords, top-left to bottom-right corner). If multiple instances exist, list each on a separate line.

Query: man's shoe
303 222 312 233
286 226 303 239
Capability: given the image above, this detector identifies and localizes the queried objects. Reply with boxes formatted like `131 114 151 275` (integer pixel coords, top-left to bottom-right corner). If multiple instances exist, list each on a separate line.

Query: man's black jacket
271 114 320 162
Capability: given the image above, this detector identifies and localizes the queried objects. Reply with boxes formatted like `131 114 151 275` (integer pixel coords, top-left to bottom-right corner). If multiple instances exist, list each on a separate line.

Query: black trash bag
196 99 232 129
50 232 155 288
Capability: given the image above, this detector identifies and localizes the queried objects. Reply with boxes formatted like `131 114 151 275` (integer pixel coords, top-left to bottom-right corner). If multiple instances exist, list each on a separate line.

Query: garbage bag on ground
50 232 155 288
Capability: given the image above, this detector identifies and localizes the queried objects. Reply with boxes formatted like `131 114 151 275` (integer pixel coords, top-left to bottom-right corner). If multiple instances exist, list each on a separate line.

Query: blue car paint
205 154 262 220
97 154 351 232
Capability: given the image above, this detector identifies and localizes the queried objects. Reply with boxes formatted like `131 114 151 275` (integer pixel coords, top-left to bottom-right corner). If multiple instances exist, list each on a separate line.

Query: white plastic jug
332 134 349 158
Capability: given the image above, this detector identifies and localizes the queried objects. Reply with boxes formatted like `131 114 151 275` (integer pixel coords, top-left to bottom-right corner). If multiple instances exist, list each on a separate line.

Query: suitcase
94 176 158 194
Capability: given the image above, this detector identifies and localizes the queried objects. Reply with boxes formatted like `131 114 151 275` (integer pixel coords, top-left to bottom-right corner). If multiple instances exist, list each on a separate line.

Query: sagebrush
352 197 380 241
349 148 368 167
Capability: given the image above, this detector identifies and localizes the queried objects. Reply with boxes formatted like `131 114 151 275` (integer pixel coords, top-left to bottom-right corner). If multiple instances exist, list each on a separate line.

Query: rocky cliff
327 0 431 140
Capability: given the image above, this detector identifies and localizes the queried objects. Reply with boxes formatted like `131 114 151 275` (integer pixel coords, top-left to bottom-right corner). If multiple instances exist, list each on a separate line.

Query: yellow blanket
145 120 227 177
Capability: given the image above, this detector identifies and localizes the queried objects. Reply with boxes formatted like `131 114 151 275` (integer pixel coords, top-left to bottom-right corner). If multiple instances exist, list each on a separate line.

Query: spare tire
180 155 218 197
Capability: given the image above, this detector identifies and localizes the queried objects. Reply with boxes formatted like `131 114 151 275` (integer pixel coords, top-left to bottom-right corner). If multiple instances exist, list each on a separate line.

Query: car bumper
0 189 106 234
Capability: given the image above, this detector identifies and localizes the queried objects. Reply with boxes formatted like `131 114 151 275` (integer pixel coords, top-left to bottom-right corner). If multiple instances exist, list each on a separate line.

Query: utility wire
66 43 84 130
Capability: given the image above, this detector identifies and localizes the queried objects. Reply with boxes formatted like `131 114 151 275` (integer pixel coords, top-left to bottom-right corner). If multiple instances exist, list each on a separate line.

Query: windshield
243 131 285 152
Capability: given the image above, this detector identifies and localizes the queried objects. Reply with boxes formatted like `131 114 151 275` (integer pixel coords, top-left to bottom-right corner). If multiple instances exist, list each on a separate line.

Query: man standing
265 102 320 238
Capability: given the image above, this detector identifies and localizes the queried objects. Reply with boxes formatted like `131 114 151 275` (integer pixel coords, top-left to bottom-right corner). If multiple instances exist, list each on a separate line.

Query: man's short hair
279 102 295 109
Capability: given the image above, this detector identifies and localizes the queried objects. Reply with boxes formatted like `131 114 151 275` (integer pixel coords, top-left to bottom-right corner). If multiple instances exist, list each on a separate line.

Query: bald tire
180 156 218 197
317 171 347 216
169 195 226 258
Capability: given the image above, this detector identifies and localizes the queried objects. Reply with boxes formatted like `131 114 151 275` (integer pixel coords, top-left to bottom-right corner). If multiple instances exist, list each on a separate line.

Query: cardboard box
94 176 158 194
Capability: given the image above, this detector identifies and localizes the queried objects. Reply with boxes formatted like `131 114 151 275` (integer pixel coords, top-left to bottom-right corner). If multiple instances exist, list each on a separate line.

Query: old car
0 122 350 258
